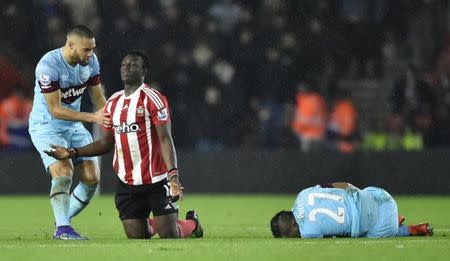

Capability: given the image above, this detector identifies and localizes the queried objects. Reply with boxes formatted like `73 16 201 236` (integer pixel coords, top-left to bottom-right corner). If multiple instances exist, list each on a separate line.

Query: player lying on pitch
271 182 433 238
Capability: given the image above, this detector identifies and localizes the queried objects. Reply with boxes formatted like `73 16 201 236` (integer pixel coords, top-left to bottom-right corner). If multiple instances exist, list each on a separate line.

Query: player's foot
186 210 203 238
53 226 88 240
409 223 433 236
398 215 405 226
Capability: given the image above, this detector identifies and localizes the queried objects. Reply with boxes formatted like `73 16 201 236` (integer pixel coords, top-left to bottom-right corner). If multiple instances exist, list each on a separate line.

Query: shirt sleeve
36 61 60 93
147 92 171 126
87 53 101 86
102 98 113 132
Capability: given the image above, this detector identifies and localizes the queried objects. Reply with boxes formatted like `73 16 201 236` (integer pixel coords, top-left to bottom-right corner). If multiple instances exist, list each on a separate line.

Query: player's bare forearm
156 123 183 201
89 84 107 110
156 124 178 170
50 105 97 123
44 90 111 127
77 131 115 157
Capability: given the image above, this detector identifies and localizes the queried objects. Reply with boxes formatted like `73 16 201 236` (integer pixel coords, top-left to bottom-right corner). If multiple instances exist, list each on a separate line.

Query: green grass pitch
0 194 449 261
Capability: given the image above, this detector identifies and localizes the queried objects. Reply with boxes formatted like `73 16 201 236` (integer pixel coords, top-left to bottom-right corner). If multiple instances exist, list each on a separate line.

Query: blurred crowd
1 0 450 152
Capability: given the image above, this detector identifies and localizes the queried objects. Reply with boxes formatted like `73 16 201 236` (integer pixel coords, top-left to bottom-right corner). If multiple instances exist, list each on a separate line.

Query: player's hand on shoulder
168 176 184 203
92 109 111 128
44 144 71 160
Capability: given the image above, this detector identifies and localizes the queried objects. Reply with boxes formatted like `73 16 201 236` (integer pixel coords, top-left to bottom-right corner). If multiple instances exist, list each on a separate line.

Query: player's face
72 36 96 66
286 222 300 238
280 217 300 238
121 55 145 85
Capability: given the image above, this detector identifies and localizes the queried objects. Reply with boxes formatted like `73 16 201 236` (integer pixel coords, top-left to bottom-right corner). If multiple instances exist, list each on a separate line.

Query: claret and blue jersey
29 48 100 130
28 48 101 170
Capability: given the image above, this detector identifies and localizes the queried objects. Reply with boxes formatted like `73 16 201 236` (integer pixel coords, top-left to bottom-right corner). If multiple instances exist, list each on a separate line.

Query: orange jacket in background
291 91 327 139
329 99 357 137
0 94 32 145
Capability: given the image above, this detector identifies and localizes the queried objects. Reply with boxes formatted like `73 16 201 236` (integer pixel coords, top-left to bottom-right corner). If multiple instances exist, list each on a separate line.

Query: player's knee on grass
154 213 179 239
122 219 150 239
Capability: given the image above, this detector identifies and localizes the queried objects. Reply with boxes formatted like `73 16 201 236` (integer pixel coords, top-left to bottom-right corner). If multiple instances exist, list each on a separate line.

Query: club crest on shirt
136 106 145 117
157 108 168 121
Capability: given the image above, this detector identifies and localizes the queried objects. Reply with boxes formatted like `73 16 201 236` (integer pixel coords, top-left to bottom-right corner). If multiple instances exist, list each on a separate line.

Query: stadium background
1 0 450 194
1 2 450 261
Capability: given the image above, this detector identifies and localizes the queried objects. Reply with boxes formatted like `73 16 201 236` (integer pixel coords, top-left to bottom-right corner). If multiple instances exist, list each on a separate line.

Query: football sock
147 218 157 237
176 220 197 238
69 182 98 219
50 176 72 227
396 225 410 236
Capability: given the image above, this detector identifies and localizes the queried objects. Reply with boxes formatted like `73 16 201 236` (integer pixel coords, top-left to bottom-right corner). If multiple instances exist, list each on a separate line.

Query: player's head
270 211 299 238
121 50 150 86
65 25 95 66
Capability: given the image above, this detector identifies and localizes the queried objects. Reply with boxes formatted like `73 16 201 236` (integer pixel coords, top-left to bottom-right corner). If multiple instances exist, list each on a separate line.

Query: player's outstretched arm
44 90 111 128
44 131 115 159
155 123 184 202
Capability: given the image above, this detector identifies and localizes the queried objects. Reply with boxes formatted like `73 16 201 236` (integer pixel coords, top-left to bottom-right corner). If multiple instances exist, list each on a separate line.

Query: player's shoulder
141 84 166 97
37 49 62 69
88 53 100 66
300 185 322 194
107 90 124 102
141 84 167 106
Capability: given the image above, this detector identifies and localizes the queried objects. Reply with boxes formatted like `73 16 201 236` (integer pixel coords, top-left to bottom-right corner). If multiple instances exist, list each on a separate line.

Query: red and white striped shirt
105 84 171 185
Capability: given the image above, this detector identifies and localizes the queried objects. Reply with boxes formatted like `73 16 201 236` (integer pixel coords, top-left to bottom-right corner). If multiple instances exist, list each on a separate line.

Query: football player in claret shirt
271 182 433 238
46 50 203 239
29 25 111 240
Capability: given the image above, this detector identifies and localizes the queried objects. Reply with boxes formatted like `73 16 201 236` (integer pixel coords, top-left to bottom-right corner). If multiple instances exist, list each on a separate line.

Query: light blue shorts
29 125 98 171
362 187 399 238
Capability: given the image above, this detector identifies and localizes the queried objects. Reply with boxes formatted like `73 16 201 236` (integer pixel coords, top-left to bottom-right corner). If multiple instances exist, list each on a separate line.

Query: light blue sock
396 225 410 237
50 176 72 227
69 182 98 219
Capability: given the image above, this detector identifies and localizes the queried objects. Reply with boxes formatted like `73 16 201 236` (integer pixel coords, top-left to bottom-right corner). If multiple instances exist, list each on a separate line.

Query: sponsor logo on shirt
113 122 140 134
61 86 87 99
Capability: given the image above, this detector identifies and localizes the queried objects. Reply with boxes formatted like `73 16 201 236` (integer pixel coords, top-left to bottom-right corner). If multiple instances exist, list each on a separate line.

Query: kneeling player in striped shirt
45 50 202 239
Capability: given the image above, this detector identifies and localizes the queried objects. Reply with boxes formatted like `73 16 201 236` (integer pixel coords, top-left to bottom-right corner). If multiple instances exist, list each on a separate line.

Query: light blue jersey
29 48 101 170
29 48 100 130
292 185 399 238
292 185 360 238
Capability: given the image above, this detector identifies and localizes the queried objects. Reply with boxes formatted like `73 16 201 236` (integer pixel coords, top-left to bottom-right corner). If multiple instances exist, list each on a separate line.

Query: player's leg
154 213 179 238
29 129 86 239
69 160 100 218
148 210 203 238
364 187 399 238
396 215 433 236
48 161 87 239
68 127 100 219
48 160 74 228
121 219 151 239
115 179 153 239
151 183 201 238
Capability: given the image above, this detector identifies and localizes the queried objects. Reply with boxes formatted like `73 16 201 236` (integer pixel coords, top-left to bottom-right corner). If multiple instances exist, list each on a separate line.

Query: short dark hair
125 50 150 69
270 211 294 238
67 25 94 39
